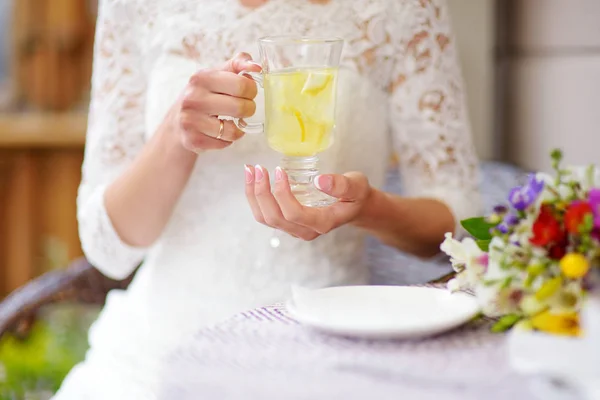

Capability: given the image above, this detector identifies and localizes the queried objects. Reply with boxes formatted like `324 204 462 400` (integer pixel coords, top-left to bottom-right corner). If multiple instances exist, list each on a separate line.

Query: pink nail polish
247 61 262 69
254 165 264 182
275 167 283 182
315 175 333 192
244 165 253 183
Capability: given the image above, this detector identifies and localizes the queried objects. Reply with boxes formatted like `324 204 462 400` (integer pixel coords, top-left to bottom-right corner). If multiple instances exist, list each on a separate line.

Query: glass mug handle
234 71 264 134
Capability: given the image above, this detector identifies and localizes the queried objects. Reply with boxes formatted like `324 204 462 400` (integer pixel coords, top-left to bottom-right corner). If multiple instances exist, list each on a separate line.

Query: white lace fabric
59 0 481 398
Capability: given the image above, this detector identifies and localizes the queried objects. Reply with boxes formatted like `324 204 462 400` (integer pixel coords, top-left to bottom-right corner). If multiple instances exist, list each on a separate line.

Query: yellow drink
264 68 338 157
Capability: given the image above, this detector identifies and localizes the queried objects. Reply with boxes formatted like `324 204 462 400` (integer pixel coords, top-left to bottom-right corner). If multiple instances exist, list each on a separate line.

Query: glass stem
280 155 336 207
280 155 319 197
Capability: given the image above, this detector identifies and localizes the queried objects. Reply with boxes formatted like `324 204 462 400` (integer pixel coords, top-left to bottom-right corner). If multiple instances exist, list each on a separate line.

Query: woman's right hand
170 52 261 152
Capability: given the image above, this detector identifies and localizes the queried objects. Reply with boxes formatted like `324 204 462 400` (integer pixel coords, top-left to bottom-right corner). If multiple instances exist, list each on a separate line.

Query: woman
54 0 480 398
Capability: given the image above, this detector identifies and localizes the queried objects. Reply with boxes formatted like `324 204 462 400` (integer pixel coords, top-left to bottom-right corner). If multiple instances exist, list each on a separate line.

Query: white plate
286 286 480 339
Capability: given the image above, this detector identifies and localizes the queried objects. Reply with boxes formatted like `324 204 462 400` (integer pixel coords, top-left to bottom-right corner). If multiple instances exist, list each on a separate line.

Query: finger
180 130 231 152
222 52 262 75
205 71 258 100
179 111 244 142
244 165 266 225
183 92 256 119
272 167 335 235
314 172 370 201
254 166 319 240
205 118 244 142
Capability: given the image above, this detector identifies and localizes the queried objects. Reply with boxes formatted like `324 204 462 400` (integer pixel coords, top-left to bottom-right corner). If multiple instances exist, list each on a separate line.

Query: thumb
314 172 369 201
222 52 262 74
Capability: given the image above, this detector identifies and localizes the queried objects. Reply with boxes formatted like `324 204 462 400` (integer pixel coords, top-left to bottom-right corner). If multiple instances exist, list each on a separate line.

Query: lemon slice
293 110 307 142
301 72 333 96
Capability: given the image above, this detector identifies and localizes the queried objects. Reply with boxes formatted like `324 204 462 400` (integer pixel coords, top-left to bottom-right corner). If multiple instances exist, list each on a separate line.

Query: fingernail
315 175 333 192
275 167 283 182
254 165 264 182
244 165 253 183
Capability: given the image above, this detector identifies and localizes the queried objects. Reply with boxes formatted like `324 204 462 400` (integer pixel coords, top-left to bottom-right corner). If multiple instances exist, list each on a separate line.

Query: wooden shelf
0 112 87 148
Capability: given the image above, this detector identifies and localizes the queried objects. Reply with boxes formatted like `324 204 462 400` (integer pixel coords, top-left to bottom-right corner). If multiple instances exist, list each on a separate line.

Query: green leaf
550 149 563 163
535 276 563 301
527 263 546 276
476 239 491 252
491 314 522 333
551 149 563 172
500 276 513 289
585 164 595 190
461 217 496 240
579 213 594 234
483 278 502 287
524 275 535 288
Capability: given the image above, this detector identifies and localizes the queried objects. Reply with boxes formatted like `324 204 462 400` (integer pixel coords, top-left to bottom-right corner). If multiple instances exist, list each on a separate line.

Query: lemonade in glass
235 36 343 207
264 67 337 157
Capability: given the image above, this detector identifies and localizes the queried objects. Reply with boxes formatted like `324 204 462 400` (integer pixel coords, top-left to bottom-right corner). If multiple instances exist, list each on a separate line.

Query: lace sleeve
386 0 482 234
77 0 149 280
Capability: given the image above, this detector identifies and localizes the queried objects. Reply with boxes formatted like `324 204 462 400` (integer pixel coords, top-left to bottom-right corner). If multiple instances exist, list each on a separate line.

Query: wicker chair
0 258 134 339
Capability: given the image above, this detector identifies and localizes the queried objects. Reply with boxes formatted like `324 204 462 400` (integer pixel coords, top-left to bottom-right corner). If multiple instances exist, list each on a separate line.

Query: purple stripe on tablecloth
273 308 299 325
254 307 276 322
242 309 266 321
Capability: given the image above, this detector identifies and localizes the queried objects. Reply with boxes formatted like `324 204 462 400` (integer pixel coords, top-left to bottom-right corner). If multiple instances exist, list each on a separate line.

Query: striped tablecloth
157 298 563 400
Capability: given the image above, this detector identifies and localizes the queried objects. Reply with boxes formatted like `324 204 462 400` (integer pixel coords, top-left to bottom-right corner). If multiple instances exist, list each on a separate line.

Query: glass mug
234 36 344 207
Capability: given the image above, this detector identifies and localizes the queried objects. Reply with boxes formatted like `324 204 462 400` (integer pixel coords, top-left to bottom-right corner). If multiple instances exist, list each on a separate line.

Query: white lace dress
54 0 480 398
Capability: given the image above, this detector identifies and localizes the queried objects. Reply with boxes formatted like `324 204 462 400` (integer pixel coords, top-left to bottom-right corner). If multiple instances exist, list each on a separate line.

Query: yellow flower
560 253 590 279
530 310 581 337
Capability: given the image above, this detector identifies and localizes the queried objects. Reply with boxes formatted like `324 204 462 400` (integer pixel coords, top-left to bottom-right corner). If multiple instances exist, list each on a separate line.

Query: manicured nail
244 165 253 183
315 175 333 192
254 165 264 182
247 61 262 68
275 167 283 182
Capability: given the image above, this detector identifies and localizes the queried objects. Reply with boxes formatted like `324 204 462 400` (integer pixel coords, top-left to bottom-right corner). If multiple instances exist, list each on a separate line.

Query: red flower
564 201 592 234
549 243 567 260
530 206 563 247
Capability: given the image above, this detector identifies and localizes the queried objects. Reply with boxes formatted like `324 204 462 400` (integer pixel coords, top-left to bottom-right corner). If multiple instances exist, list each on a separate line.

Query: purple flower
493 205 508 214
508 174 545 211
589 188 600 229
504 213 520 226
496 213 519 234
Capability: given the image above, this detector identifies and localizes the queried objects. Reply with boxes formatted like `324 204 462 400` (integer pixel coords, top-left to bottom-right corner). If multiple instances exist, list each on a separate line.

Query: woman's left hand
244 165 373 240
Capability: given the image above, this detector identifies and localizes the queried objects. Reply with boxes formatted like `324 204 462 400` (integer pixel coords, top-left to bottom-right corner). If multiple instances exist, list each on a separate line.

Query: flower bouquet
441 150 600 336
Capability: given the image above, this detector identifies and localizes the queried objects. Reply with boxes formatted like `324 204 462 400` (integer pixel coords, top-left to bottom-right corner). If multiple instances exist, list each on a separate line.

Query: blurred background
0 0 599 395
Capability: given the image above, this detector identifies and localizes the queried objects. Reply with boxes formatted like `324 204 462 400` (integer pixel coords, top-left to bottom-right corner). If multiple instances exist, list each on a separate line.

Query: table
158 293 562 400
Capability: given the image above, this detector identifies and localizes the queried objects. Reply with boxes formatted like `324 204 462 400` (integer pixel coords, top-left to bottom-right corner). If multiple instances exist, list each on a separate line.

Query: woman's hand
166 52 261 152
243 164 455 257
103 53 261 251
244 165 373 240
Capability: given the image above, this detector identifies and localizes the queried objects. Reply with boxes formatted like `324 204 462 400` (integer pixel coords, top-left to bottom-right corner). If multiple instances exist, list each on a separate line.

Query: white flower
447 278 461 292
441 233 486 291
487 236 506 257
509 213 537 246
440 233 481 270
475 285 505 317
564 165 600 191
547 281 583 313
520 295 546 316
534 172 560 207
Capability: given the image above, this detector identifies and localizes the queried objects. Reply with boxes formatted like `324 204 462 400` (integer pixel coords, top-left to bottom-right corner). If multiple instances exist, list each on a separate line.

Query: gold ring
216 119 225 141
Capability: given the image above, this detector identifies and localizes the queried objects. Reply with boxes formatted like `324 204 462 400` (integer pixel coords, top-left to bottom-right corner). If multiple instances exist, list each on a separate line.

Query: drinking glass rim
258 36 343 45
